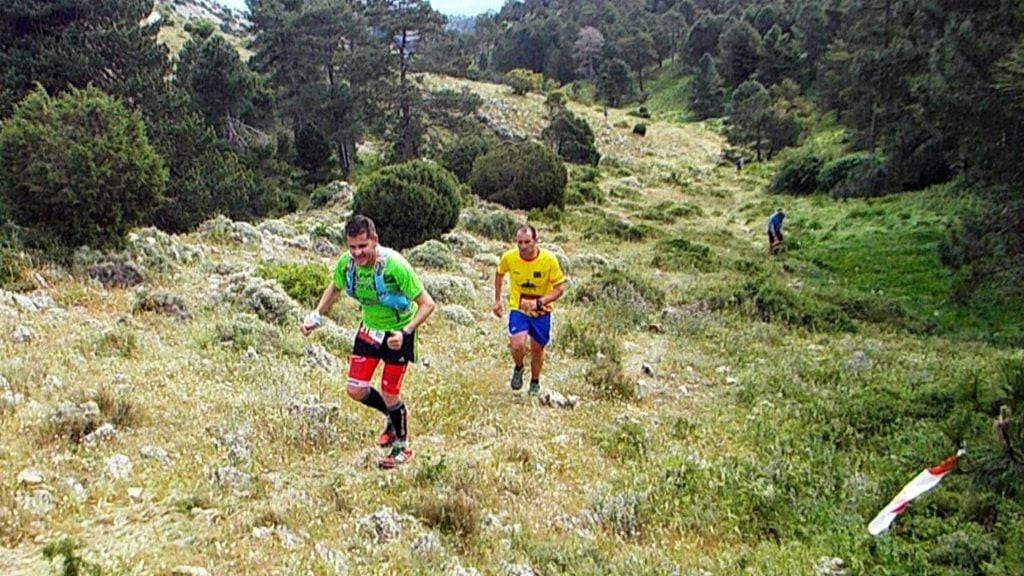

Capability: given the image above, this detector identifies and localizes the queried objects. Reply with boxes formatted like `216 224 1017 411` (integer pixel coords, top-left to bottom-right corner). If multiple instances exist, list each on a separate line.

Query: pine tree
690 53 725 120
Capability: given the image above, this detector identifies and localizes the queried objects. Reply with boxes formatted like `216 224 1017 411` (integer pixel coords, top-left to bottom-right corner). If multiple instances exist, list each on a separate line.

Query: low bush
769 152 823 195
255 262 329 309
581 213 655 242
416 489 480 537
829 159 890 199
0 87 166 250
817 152 883 194
636 200 703 223
650 237 714 272
565 181 605 205
469 142 567 211
459 205 523 241
440 135 493 183
632 123 647 137
575 268 665 328
721 275 854 332
542 109 600 166
406 239 458 270
132 289 192 320
352 160 462 250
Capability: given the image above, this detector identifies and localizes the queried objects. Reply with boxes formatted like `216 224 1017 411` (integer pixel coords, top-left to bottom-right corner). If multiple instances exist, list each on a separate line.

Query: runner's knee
346 380 370 400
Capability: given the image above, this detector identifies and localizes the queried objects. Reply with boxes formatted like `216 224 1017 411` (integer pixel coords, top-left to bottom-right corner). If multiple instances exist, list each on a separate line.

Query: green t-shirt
332 247 424 331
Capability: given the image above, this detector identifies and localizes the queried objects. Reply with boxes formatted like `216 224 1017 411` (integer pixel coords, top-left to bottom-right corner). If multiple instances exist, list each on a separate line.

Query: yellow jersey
498 248 565 312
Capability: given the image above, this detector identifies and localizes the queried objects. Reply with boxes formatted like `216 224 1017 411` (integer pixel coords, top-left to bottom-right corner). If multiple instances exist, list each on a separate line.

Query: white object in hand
304 311 322 329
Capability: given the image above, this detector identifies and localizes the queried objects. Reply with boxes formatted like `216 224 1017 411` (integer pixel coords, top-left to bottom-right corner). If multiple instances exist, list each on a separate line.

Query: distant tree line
427 0 1024 295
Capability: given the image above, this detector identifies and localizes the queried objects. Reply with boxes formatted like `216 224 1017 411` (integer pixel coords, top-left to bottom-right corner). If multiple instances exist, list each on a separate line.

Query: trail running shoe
378 422 397 448
378 445 413 469
528 379 541 397
510 366 525 391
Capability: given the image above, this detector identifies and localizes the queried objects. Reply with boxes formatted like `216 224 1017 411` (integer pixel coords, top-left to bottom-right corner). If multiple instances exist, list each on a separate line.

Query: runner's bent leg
347 355 388 415
381 362 409 441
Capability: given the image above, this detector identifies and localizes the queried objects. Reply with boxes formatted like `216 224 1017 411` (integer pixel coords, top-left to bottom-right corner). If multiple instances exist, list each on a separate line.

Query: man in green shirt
301 215 436 469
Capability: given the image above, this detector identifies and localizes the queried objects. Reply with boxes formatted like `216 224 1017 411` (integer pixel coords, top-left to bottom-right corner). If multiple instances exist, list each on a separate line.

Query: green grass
765 183 1024 344
641 65 692 123
2 73 1023 576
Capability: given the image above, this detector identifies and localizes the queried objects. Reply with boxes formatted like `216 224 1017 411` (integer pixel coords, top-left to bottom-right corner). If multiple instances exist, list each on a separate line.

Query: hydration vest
343 247 411 312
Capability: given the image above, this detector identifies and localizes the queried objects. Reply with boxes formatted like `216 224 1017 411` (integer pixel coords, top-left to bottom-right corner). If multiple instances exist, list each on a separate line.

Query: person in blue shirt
767 209 785 254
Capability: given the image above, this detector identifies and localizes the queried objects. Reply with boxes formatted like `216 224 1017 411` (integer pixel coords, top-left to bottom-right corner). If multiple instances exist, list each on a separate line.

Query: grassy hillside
1 72 1022 576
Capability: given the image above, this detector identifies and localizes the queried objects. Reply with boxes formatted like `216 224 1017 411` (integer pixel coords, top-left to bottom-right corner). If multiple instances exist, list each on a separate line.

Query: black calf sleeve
359 388 389 416
388 402 408 441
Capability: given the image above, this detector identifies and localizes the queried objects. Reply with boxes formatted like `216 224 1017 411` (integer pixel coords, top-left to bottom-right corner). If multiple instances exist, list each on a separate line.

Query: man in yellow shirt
492 224 566 396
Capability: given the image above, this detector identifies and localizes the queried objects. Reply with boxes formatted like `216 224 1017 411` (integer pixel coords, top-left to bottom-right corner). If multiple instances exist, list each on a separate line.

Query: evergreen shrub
542 110 600 165
469 142 567 210
829 160 890 199
352 160 462 250
769 152 823 195
440 135 493 183
0 87 166 250
817 153 883 195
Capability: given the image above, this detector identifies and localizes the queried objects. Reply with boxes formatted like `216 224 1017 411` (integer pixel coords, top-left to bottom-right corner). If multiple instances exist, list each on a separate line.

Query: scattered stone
725 376 738 385
212 466 253 490
312 236 339 257
258 219 294 237
301 344 340 374
105 454 132 480
242 347 259 361
215 428 251 463
20 489 54 516
504 563 537 576
128 487 144 500
314 543 349 574
2 390 24 408
139 445 172 466
358 507 403 544
171 567 210 576
539 390 579 409
17 469 44 486
447 561 481 576
0 289 56 313
552 512 597 538
815 557 848 576
11 325 32 343
66 478 88 502
276 525 304 549
411 532 443 557
43 375 64 390
287 395 341 424
847 351 872 373
84 423 117 444
641 363 655 377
